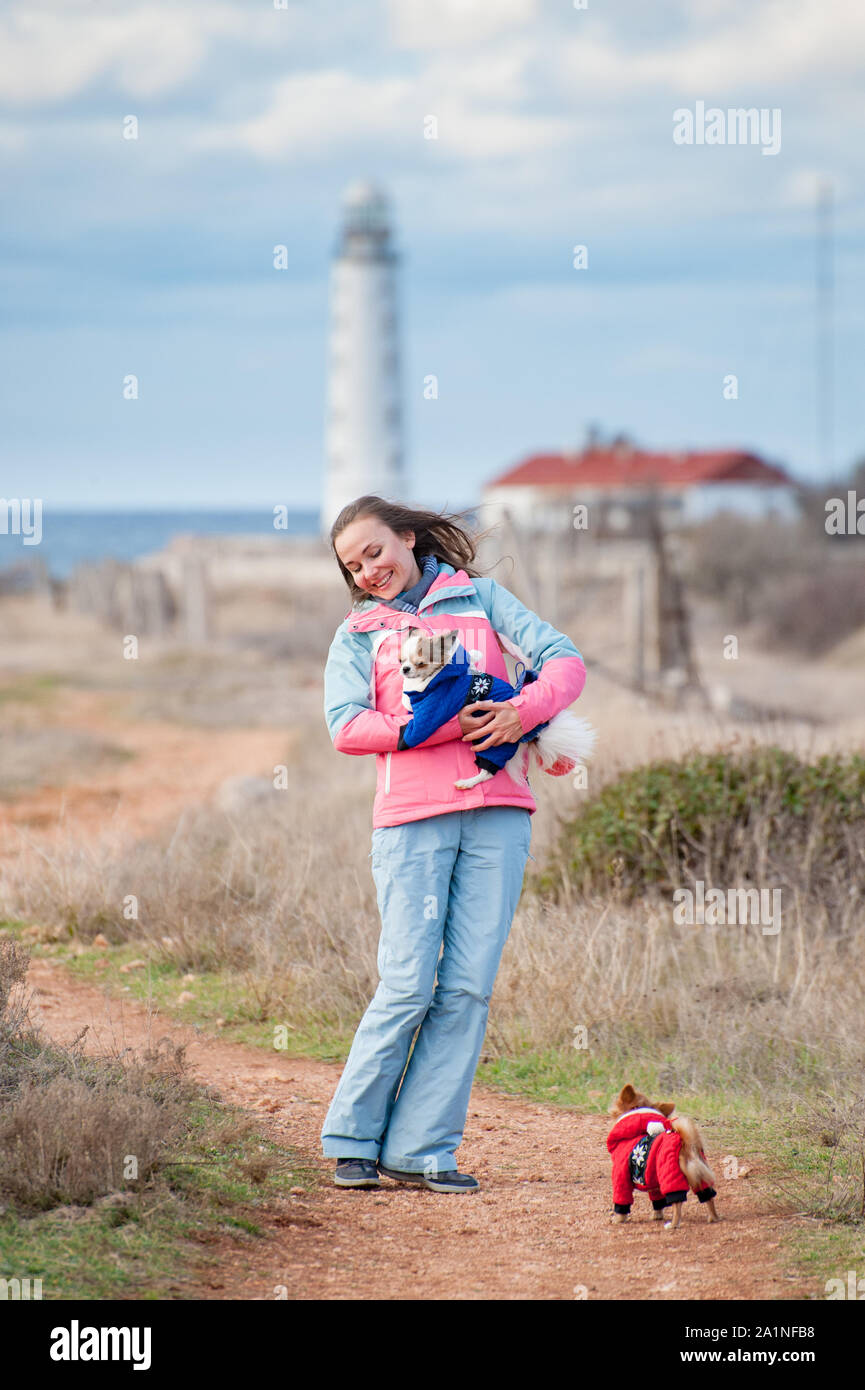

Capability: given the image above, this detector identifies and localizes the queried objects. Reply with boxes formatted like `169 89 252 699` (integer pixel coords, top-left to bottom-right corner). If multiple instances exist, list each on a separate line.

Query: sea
0 509 321 582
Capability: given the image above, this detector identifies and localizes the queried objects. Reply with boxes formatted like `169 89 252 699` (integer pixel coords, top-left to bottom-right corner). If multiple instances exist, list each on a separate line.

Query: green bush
534 746 865 904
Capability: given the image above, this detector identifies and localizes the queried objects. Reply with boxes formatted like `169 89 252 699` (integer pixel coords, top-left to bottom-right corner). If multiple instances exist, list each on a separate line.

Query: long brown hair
330 494 499 606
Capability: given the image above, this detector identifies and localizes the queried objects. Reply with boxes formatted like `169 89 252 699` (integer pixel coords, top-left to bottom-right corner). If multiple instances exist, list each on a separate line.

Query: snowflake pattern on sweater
467 673 494 702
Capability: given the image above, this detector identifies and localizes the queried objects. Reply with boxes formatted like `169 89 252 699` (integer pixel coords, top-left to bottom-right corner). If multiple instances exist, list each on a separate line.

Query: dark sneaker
378 1163 479 1193
334 1157 381 1188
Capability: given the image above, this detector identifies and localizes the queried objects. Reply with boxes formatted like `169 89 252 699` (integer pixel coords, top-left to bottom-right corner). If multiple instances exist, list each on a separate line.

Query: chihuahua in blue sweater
396 627 596 790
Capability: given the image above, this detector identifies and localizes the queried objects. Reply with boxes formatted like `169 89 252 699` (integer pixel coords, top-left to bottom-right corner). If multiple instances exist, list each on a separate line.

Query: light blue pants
320 805 532 1174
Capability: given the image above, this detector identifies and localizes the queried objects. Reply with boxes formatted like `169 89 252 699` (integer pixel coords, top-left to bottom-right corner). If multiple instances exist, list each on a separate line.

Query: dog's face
398 628 462 688
609 1083 676 1121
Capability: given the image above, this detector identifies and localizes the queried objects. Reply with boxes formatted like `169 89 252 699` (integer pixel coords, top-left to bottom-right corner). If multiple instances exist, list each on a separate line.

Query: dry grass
797 1089 865 1221
1 721 383 1026
0 937 197 1212
493 889 864 1091
4 707 864 1101
0 1072 190 1211
0 727 131 797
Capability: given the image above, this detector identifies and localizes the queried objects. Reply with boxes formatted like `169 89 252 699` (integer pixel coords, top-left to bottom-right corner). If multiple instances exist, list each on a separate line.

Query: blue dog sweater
396 643 549 773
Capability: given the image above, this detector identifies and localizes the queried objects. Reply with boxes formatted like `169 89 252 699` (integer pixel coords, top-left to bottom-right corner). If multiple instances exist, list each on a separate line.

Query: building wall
480 481 800 532
679 483 800 523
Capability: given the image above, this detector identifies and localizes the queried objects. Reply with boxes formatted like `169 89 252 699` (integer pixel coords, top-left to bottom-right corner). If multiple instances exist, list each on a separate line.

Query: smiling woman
339 523 421 600
330 495 486 604
319 493 588 1194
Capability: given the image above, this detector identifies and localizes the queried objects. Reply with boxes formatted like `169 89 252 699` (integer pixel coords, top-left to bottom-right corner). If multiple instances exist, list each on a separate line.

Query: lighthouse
321 181 405 535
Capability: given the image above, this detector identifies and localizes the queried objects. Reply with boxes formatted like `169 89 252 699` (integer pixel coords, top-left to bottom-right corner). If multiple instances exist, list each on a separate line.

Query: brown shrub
0 937 196 1212
757 566 865 656
0 1071 189 1211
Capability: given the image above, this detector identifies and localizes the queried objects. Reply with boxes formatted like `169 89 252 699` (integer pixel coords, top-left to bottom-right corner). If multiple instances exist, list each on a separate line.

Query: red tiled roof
487 448 792 490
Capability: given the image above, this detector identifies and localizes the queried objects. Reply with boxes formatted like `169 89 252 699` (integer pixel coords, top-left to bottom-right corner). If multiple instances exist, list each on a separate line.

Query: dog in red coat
607 1084 720 1231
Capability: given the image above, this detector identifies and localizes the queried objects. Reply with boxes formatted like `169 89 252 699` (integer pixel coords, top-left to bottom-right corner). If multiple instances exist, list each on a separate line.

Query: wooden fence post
181 557 211 644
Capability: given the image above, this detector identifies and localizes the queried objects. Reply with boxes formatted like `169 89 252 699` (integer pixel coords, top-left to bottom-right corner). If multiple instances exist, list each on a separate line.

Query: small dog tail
528 710 598 777
672 1116 716 1189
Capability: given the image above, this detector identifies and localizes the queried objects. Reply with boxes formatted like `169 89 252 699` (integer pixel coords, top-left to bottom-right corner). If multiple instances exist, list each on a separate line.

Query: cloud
192 59 572 163
554 0 865 97
0 1 271 105
387 0 539 50
192 69 415 160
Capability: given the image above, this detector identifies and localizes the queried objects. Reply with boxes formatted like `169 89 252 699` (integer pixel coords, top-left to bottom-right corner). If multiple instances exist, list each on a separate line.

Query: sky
1 0 862 511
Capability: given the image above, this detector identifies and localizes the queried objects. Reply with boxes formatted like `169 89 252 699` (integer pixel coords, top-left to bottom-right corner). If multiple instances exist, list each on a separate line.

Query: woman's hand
457 704 492 737
459 700 526 752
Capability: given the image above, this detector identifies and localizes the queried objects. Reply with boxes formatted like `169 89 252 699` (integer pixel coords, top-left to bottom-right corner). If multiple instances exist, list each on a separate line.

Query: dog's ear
398 628 421 660
618 1084 638 1109
437 630 463 659
657 1102 676 1117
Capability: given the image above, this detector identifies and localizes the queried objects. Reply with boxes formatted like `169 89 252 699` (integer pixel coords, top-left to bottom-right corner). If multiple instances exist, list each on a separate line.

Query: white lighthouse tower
321 180 405 536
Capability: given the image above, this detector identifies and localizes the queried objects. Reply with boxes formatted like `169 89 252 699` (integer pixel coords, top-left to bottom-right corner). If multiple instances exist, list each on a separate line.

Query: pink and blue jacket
323 562 588 829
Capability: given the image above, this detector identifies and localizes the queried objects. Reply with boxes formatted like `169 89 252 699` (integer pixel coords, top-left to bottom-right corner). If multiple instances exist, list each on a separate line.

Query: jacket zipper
384 750 391 793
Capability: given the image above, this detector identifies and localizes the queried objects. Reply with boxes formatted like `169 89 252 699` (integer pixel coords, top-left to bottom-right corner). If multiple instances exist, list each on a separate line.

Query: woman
320 495 587 1193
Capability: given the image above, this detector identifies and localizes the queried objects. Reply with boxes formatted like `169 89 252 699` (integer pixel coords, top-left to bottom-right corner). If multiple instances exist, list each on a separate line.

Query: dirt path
0 687 293 863
25 956 817 1302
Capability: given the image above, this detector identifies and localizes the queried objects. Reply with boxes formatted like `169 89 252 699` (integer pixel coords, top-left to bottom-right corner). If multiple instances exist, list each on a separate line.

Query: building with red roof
481 436 799 533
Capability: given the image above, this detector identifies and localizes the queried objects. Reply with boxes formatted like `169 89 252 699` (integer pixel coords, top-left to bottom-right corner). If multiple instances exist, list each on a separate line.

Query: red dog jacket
607 1106 716 1215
